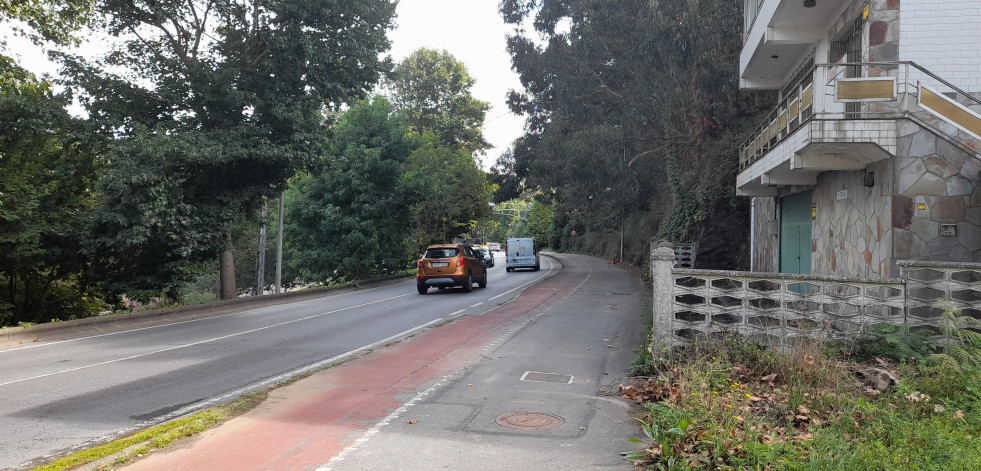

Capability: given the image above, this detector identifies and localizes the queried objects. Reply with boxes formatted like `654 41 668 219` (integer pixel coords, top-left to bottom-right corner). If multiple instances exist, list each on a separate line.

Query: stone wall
892 124 981 263
751 197 778 272
812 159 895 277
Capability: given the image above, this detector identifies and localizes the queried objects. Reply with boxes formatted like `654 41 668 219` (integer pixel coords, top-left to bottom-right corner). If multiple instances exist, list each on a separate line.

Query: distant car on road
477 246 495 267
487 242 501 252
416 244 488 294
505 237 540 272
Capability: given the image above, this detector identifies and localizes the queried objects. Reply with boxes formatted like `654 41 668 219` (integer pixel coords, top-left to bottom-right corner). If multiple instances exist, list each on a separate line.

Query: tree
499 0 769 268
286 97 414 282
60 0 398 299
0 0 93 46
401 134 492 248
385 48 491 155
525 200 555 248
0 62 103 325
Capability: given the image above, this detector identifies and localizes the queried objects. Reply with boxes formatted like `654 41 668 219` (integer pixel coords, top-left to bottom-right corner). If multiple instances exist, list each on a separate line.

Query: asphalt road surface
0 252 553 471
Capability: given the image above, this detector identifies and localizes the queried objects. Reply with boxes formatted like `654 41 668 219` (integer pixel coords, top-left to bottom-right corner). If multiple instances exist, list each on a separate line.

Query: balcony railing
738 61 981 172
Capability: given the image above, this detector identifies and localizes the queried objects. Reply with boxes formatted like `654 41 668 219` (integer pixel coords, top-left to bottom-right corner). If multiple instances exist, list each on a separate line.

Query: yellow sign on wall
863 4 870 20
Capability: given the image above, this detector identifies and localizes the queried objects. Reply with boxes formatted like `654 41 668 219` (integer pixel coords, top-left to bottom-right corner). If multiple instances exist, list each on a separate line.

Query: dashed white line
449 309 466 316
318 375 451 471
469 302 484 308
0 293 414 387
487 259 554 301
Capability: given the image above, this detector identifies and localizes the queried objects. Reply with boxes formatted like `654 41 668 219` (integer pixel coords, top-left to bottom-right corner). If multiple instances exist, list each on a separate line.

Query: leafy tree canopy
0 64 103 324
286 97 414 282
499 0 768 267
60 0 398 297
401 133 492 248
0 0 93 46
385 47 491 155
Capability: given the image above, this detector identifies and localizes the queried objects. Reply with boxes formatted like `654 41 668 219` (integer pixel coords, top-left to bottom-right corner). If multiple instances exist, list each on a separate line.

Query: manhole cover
495 412 565 430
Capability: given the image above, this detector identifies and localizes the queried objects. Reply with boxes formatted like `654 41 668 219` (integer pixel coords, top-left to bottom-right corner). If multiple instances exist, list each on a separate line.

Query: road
0 252 552 471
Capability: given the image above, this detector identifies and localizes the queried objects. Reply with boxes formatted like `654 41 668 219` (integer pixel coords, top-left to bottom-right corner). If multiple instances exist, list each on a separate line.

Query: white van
505 237 540 272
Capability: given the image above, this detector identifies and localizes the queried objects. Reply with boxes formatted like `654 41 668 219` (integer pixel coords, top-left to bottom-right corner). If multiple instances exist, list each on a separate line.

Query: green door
779 191 812 274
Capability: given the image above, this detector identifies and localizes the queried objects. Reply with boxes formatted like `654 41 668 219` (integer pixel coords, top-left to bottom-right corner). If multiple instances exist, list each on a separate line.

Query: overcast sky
2 0 527 170
388 0 526 169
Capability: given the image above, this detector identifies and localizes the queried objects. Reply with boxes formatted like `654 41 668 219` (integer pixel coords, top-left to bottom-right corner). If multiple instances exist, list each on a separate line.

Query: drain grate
520 371 574 384
495 412 565 430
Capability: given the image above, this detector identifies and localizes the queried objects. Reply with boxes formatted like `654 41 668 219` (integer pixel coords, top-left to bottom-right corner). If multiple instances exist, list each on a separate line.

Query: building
737 0 981 277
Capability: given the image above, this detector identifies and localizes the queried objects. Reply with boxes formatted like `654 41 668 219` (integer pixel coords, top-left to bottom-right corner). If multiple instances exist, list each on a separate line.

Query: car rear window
425 248 459 258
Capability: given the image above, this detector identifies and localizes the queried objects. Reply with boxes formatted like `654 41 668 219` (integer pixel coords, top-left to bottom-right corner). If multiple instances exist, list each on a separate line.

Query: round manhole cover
495 412 564 430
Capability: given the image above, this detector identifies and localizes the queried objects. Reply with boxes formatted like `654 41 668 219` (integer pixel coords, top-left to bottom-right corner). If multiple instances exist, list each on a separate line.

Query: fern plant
928 300 981 371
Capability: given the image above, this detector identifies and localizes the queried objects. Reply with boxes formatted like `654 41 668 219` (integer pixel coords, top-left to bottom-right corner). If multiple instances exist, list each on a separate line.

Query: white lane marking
68 317 447 457
0 279 415 354
0 293 414 387
318 375 451 471
487 258 554 301
468 302 483 308
449 309 466 317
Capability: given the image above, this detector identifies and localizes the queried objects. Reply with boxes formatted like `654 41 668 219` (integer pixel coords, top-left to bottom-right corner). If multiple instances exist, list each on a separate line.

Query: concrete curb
1 273 413 344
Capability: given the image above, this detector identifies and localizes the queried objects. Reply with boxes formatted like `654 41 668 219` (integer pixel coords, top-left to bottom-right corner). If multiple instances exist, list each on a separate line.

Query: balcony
741 0 850 89
736 61 981 196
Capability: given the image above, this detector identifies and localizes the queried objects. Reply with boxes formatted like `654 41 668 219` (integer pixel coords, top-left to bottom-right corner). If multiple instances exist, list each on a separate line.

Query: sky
387 0 527 169
2 0 528 171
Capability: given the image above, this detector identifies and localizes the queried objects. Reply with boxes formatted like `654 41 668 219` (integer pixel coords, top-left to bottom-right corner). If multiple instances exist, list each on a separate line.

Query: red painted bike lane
122 257 587 471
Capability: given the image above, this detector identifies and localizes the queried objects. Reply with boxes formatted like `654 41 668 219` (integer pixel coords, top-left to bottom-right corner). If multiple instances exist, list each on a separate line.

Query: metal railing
738 61 981 172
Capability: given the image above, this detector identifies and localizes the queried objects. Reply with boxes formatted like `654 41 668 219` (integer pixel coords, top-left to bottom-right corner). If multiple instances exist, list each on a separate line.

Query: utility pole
275 191 284 294
255 198 267 296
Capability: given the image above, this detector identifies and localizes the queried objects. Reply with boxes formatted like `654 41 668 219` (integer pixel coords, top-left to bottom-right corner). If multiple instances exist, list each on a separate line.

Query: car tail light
533 243 537 254
458 257 465 267
417 259 423 268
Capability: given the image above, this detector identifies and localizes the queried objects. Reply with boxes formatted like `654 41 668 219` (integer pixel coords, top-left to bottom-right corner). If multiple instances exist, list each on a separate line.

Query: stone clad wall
892 124 981 264
751 197 778 272
812 159 895 277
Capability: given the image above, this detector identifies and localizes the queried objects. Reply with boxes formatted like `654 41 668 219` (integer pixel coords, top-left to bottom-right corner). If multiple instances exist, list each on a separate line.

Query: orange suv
416 244 488 294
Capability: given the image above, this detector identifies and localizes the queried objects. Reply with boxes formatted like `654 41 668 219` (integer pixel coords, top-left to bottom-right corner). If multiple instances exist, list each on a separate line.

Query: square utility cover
520 371 574 384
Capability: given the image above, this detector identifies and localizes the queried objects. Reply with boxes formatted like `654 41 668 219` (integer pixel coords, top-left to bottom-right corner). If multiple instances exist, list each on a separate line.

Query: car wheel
533 263 540 272
477 272 487 288
417 283 428 295
506 267 512 272
461 273 473 292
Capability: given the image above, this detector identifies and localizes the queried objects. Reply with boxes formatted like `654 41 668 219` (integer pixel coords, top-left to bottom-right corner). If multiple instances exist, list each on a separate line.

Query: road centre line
468 302 484 308
449 309 466 316
487 258 554 301
0 293 414 387
0 279 413 354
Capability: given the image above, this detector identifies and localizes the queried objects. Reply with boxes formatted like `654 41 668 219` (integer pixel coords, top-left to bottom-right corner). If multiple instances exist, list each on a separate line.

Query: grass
621 337 981 470
30 391 268 471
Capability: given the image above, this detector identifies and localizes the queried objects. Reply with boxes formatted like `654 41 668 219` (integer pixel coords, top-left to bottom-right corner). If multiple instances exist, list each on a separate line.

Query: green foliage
59 0 397 298
0 0 93 46
286 97 414 282
928 300 981 371
624 340 981 470
832 323 936 364
525 200 555 248
0 63 105 325
385 48 491 155
499 0 767 267
401 134 492 248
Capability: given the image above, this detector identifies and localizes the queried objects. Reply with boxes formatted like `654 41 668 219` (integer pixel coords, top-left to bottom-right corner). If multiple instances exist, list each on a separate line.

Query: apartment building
737 0 981 277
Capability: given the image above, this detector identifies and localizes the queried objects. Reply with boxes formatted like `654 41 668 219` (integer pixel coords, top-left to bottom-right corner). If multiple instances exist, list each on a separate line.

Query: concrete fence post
650 239 676 359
